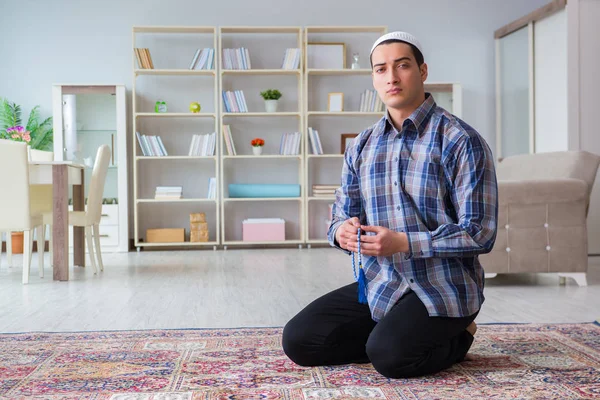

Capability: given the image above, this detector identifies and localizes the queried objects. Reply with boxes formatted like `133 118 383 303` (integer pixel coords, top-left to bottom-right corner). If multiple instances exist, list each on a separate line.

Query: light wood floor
0 248 598 333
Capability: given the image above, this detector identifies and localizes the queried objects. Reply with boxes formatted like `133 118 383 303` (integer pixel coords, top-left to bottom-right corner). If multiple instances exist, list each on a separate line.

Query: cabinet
52 84 129 252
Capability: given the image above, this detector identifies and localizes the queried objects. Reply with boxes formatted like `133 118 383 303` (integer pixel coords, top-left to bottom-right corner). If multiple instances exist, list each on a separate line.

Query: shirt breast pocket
403 155 444 206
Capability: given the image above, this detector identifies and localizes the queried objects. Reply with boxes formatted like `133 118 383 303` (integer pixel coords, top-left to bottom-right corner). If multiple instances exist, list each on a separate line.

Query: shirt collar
381 92 436 137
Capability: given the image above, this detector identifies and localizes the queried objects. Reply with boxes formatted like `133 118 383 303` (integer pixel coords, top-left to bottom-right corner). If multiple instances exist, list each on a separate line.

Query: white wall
0 0 548 241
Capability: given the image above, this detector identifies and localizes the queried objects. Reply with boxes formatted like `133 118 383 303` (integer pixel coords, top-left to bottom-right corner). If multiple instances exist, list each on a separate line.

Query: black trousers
282 282 477 378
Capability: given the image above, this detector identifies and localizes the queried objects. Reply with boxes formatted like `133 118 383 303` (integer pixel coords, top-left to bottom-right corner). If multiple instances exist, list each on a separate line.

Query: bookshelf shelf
223 239 304 246
138 241 219 247
136 156 217 160
222 112 301 117
307 68 372 75
223 197 302 202
306 154 344 159
221 69 301 75
307 111 384 116
307 196 336 201
222 155 301 160
135 112 217 118
135 69 216 76
137 199 217 203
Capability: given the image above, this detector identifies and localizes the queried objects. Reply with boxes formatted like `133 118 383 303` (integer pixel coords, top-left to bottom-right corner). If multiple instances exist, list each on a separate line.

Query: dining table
29 161 85 281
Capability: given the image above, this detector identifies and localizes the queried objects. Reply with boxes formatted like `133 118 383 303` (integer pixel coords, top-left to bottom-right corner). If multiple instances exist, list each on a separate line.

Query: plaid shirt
328 93 498 321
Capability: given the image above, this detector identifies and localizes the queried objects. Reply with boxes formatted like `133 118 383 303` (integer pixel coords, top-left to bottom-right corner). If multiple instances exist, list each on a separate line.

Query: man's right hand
335 217 361 250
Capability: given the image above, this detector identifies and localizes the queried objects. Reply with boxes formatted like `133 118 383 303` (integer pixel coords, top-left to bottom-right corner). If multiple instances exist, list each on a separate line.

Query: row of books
222 90 248 113
359 89 385 112
189 48 215 70
136 132 167 156
279 132 302 155
134 48 154 69
189 132 216 156
222 125 237 156
313 184 337 198
222 48 252 70
281 48 301 70
307 127 324 155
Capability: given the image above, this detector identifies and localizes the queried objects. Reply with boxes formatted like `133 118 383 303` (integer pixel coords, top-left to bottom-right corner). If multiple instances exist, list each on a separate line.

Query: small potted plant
251 137 265 155
260 89 282 113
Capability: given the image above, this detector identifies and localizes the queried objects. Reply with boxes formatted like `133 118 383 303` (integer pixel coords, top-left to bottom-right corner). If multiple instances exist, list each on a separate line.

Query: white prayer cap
370 31 423 58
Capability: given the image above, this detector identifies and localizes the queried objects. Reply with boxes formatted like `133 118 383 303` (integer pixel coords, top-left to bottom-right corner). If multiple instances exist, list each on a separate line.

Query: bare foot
466 321 477 336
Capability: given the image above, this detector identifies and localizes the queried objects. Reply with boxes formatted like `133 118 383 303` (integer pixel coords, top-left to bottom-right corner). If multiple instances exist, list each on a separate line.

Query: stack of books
281 48 301 69
155 186 182 200
189 48 215 70
222 48 251 70
222 90 248 112
312 184 338 198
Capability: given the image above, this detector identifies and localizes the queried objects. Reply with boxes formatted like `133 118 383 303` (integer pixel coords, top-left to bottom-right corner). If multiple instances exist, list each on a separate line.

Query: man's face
371 42 428 112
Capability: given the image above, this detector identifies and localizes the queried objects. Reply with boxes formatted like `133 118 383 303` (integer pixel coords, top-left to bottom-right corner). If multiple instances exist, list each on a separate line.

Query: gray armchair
480 150 600 286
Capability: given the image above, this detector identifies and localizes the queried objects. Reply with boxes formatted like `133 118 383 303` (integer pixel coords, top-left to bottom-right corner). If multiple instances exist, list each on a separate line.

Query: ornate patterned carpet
1 323 599 399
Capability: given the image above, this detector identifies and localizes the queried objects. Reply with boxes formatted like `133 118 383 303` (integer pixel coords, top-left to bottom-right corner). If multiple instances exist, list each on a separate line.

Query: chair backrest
86 145 111 224
0 140 33 231
28 149 54 215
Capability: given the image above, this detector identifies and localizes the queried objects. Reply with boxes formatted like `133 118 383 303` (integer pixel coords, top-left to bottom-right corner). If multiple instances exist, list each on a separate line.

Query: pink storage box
242 218 285 241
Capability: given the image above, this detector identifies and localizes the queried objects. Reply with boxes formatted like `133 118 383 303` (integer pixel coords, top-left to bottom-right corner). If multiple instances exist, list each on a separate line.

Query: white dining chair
0 140 45 283
43 145 111 274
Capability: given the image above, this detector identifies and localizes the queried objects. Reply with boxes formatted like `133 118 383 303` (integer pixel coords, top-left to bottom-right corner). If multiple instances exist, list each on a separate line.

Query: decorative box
242 218 285 242
146 228 184 243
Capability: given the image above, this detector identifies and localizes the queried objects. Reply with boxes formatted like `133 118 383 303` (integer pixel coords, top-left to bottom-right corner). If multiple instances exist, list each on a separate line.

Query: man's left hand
345 225 409 256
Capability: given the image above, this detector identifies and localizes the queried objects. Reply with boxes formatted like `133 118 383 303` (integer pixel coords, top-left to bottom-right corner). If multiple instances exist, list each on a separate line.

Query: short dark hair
370 39 424 68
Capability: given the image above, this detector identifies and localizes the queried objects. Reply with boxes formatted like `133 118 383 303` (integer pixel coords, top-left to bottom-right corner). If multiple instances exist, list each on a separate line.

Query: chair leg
48 227 53 267
6 232 12 267
85 226 98 274
92 224 104 272
37 225 45 278
22 230 34 284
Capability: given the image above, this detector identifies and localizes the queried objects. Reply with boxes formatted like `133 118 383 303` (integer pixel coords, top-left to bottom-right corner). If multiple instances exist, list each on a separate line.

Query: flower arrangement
251 138 265 147
260 89 282 101
0 98 53 150
6 126 31 143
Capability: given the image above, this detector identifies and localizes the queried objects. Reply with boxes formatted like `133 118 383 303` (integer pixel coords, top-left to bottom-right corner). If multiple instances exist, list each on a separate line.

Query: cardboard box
191 230 209 242
190 213 206 223
146 228 185 243
242 218 285 242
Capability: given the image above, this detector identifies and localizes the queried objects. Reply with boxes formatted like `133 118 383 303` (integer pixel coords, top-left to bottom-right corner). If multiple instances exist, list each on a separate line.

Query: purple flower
6 125 25 134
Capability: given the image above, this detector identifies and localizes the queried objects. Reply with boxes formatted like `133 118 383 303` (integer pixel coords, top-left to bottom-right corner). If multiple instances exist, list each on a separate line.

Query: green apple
189 102 201 113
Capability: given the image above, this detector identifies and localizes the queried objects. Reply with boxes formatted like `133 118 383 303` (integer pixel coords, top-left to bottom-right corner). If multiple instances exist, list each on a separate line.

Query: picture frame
340 133 358 154
307 42 346 69
328 92 344 112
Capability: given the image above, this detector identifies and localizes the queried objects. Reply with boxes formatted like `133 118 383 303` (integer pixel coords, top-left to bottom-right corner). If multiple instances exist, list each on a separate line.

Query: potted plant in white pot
260 89 282 113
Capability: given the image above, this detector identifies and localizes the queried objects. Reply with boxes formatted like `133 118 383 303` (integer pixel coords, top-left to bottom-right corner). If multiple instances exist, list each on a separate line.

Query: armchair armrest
498 179 588 205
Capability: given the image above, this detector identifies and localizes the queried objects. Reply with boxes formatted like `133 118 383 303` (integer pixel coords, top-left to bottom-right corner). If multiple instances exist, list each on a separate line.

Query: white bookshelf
303 26 387 245
132 26 220 250
128 25 464 251
218 26 304 248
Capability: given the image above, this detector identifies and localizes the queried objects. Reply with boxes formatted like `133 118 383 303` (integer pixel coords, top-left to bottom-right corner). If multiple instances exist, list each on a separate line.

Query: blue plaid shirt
328 93 498 321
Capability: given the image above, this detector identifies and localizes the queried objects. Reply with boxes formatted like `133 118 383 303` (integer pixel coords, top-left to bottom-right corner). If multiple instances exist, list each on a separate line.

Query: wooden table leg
52 165 69 281
73 169 85 267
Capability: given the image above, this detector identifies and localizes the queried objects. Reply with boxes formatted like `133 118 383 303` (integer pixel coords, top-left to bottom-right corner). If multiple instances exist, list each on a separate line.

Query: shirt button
397 206 400 211
395 157 399 162
394 181 398 186
410 279 414 283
